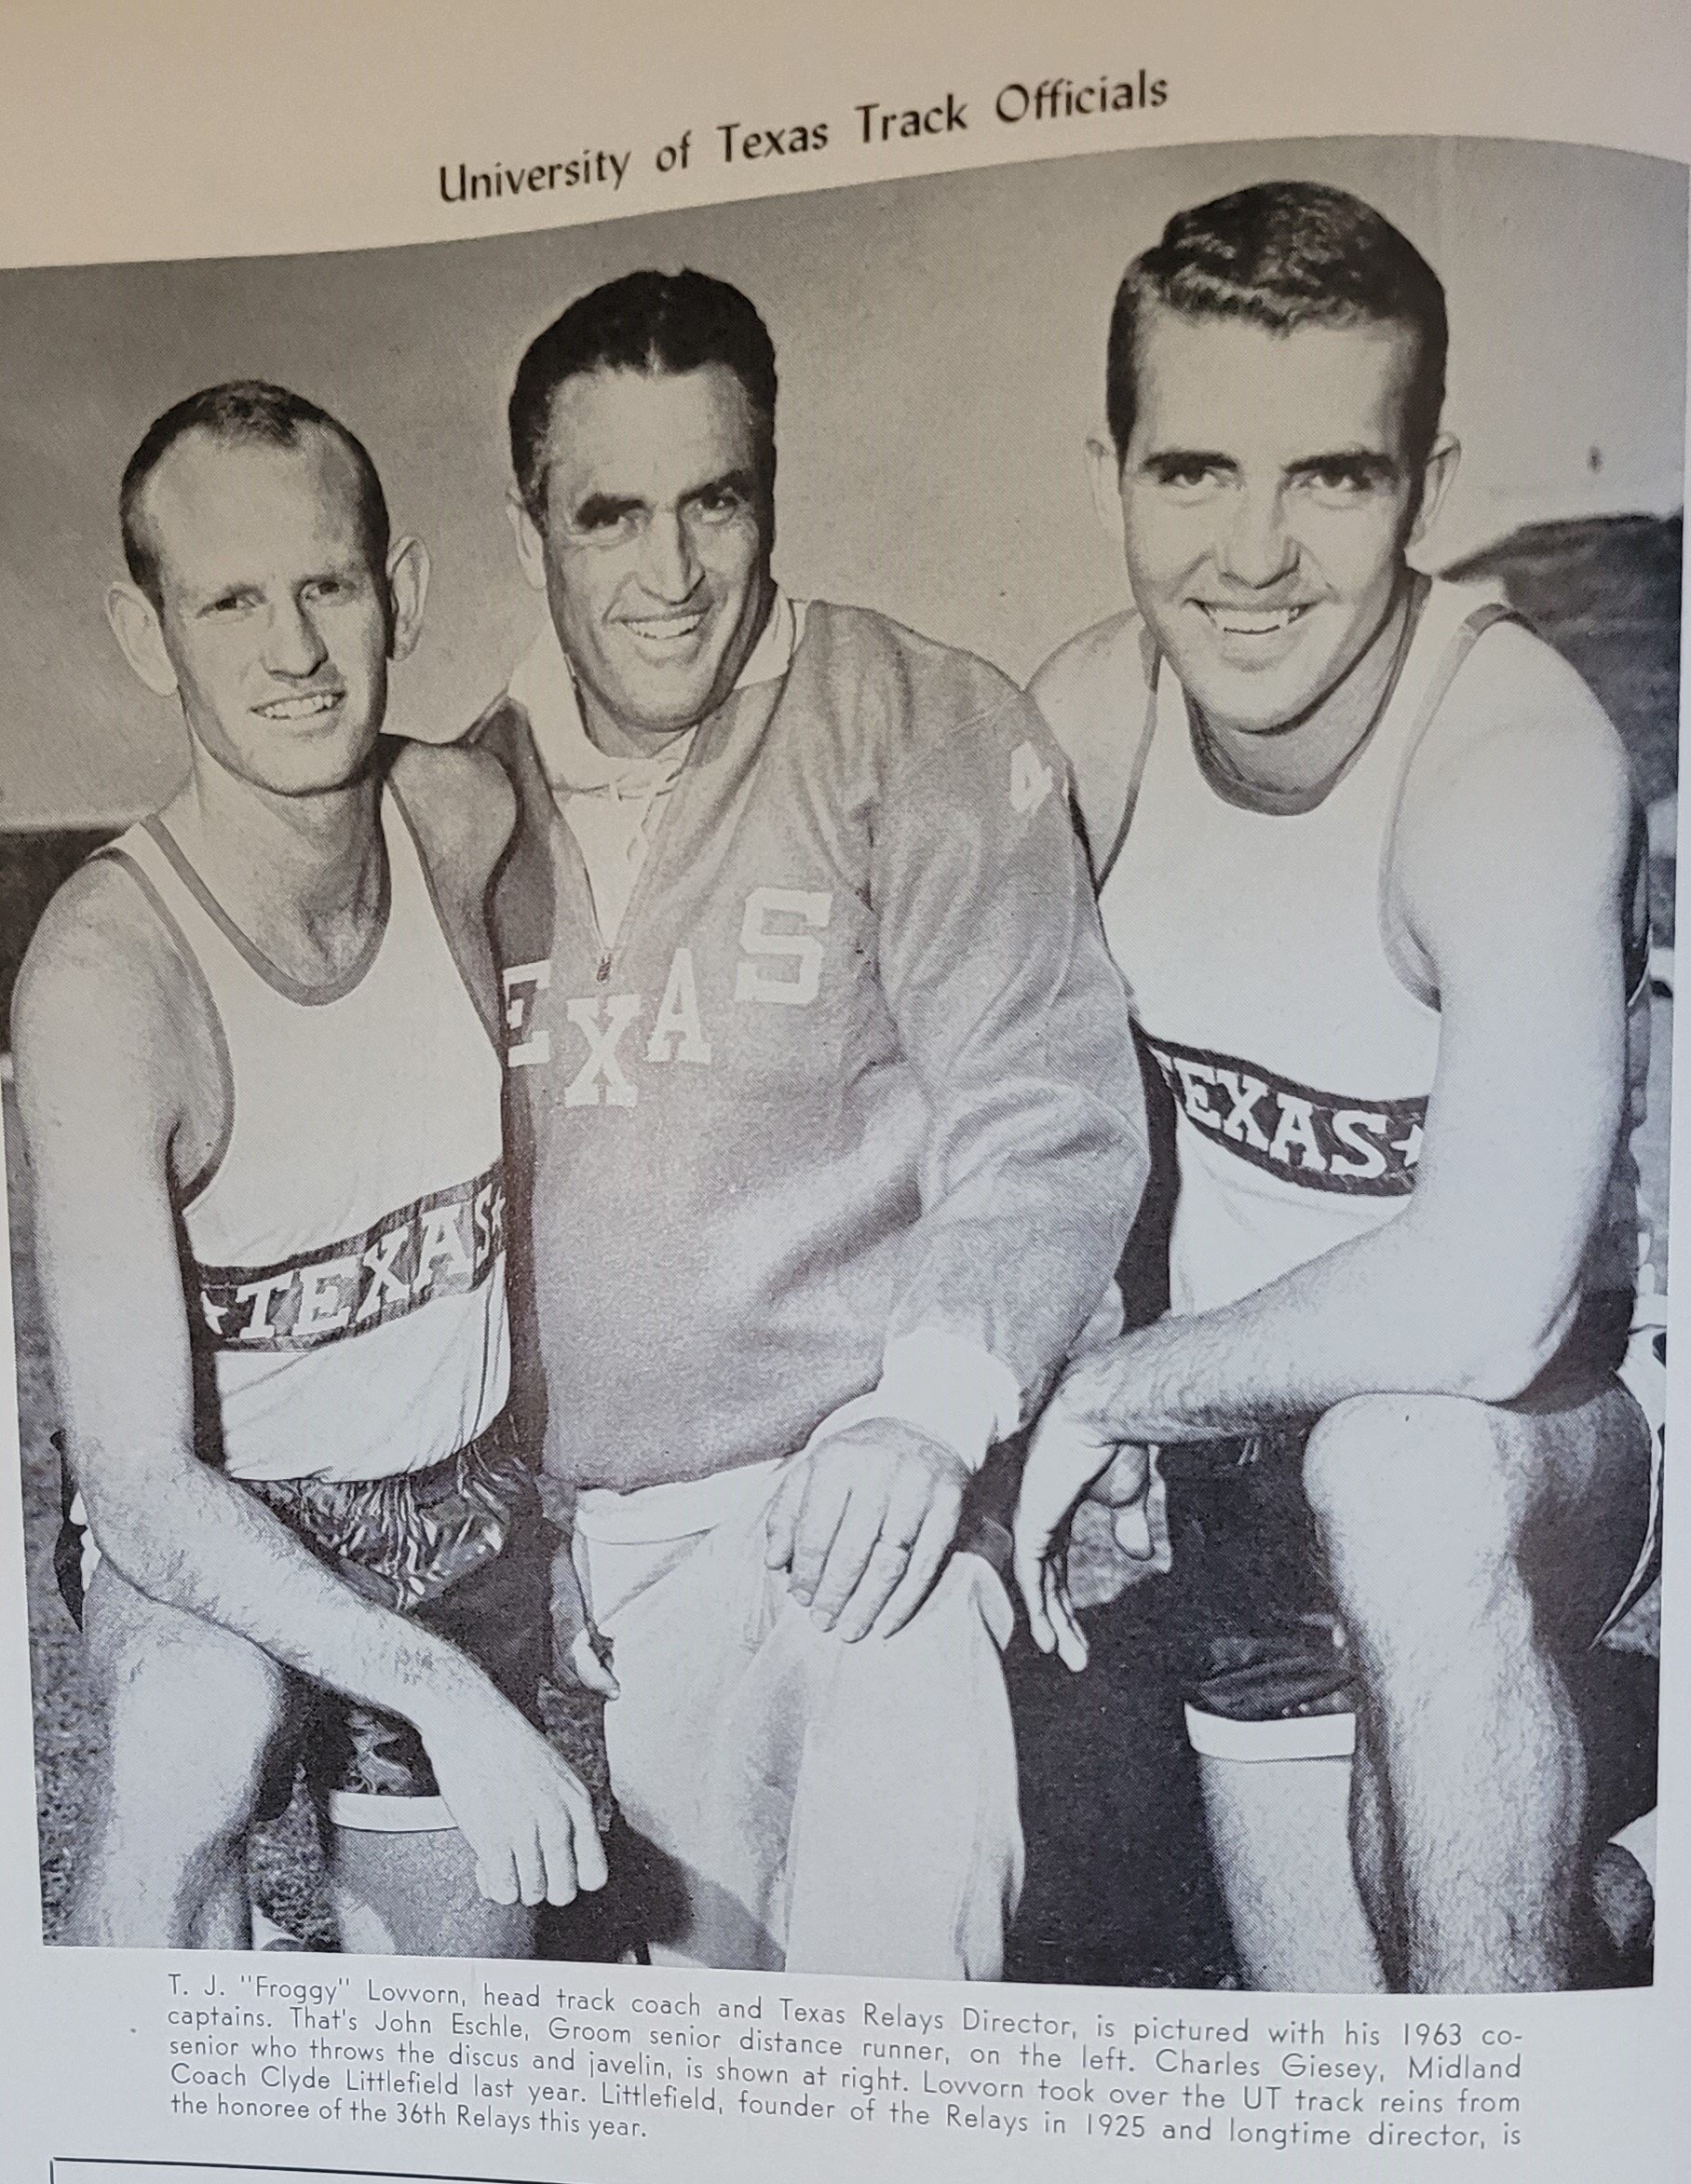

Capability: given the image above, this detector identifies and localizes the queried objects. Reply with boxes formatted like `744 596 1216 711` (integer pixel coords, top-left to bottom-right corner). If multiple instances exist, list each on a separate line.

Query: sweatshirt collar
507 590 803 795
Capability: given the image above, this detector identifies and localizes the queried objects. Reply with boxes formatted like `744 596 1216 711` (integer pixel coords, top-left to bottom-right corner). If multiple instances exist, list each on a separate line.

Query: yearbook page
0 3 1686 2180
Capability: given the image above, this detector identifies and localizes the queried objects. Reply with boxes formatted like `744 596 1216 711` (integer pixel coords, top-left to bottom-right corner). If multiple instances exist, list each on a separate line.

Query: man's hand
418 1671 609 1908
1091 1445 1159 1563
764 1420 970 1643
1012 1374 1152 1673
549 1534 620 1699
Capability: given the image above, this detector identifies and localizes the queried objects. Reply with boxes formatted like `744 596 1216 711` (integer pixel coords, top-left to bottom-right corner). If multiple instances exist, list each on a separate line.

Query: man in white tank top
13 385 605 1950
1016 183 1659 1991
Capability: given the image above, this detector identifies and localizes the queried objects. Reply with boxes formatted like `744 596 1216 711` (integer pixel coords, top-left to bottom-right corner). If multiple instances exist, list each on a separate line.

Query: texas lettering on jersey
194 1162 506 1351
497 747 1057 1102
1143 1030 1426 1198
501 888 833 1105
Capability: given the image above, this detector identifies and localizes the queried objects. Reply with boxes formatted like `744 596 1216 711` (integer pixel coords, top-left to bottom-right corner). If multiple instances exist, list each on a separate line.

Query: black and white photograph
3 132 1680 1996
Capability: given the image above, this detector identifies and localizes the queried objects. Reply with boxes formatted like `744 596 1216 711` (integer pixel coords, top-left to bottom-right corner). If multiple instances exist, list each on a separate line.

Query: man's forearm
1066 1207 1574 1444
82 1448 490 1732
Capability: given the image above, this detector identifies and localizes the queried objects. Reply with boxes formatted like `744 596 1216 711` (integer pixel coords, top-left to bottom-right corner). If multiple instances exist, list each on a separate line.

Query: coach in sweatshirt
474 268 1143 1977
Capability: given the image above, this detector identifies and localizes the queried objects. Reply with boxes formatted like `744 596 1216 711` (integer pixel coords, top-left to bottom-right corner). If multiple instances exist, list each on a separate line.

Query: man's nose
637 509 701 603
264 594 330 675
1216 485 1298 590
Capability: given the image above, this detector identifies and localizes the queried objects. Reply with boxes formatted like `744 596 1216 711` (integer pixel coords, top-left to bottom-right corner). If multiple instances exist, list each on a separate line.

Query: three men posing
20 184 1657 1993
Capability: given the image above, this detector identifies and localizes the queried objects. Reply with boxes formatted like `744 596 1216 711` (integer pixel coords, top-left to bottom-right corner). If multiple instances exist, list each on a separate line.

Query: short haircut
120 380 391 607
509 268 778 522
1106 181 1449 473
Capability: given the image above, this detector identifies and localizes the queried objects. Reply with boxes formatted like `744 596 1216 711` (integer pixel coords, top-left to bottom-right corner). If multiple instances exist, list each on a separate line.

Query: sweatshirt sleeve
868 681 1148 1427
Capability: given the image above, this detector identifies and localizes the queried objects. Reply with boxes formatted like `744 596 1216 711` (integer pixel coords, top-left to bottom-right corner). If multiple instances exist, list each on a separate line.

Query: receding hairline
509 268 779 527
127 419 383 596
537 353 765 433
525 357 773 498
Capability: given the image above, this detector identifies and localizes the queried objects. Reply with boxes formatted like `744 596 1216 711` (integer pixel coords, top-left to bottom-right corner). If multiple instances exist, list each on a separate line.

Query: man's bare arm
388 738 517 1039
13 868 603 1907
1049 628 1638 1445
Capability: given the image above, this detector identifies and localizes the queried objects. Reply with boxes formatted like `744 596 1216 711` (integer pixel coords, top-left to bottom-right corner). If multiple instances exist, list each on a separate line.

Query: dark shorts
57 1412 557 1828
1157 1433 1361 1759
1161 1323 1665 1762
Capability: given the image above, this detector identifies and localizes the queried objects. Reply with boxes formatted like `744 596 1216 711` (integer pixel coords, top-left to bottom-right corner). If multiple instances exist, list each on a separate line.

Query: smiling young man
15 382 605 1950
1017 183 1660 1991
473 269 1144 1976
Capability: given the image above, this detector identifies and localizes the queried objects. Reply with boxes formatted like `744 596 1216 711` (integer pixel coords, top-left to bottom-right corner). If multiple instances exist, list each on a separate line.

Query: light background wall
0 132 1683 824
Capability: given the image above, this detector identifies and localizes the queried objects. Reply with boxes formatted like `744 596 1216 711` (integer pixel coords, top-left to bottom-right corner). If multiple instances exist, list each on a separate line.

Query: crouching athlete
1017 182 1661 1993
16 382 605 1950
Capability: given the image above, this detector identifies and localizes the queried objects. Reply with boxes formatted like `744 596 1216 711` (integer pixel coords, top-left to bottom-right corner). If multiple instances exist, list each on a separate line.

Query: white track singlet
101 787 509 1482
1097 579 1645 1317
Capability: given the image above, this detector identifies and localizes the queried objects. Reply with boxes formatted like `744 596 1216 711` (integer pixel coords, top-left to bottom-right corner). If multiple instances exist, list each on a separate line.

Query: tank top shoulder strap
1383 591 1522 800
1091 627 1164 892
86 821 236 1207
96 814 260 1010
1375 590 1525 1006
112 812 302 1005
382 778 503 1056
376 779 430 924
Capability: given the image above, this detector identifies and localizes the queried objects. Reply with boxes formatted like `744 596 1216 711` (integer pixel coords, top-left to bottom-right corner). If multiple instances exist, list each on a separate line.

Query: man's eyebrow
570 490 647 526
1137 447 1238 478
1286 448 1400 481
566 468 758 526
183 576 256 606
683 466 757 505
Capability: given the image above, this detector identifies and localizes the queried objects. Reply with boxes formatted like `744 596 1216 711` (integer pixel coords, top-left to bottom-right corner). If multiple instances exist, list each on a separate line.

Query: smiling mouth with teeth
253 690 344 720
624 611 707 643
1199 604 1312 637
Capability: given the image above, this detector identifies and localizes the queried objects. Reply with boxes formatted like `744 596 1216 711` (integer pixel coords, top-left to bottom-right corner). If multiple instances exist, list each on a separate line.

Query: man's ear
507 490 549 594
104 582 180 697
1086 434 1128 549
1409 430 1461 550
385 535 430 663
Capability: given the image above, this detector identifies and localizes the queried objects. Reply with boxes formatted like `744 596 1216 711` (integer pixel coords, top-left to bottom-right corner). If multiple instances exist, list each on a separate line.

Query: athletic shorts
1163 1311 1666 1764
55 1411 556 1831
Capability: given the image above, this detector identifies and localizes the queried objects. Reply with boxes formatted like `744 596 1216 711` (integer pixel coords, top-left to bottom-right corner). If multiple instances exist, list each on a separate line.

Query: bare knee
1304 1394 1529 1647
85 1571 292 1846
